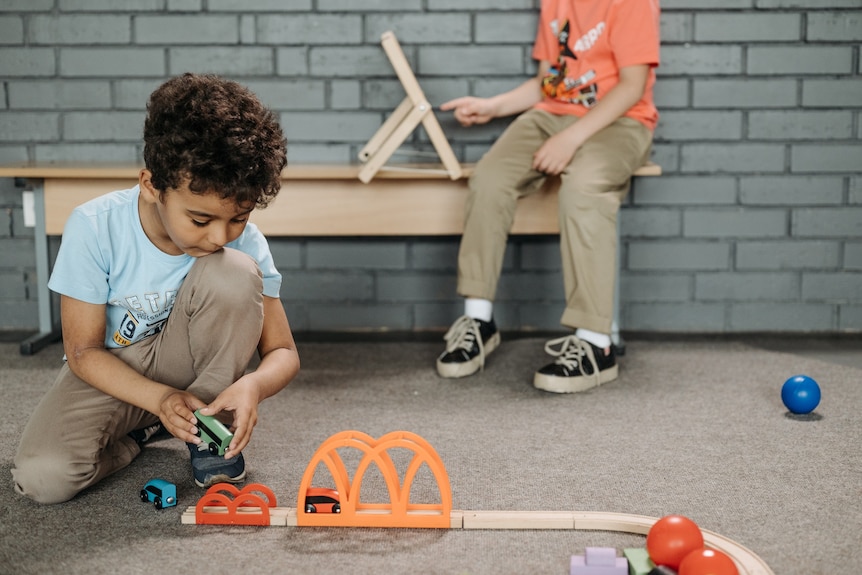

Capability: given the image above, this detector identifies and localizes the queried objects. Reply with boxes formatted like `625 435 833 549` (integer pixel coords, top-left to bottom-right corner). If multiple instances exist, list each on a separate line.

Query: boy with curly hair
12 73 299 503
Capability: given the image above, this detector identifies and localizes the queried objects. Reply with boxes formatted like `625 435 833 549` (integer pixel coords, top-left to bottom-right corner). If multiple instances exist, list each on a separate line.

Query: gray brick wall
1 1 860 335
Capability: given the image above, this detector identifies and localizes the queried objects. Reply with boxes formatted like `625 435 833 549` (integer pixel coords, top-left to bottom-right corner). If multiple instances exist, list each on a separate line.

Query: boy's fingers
228 431 251 457
439 97 463 110
163 417 199 444
199 399 227 417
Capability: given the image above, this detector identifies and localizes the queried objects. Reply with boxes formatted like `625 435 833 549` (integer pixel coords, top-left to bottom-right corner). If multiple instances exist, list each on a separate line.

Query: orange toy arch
296 430 453 528
204 483 278 507
195 483 277 526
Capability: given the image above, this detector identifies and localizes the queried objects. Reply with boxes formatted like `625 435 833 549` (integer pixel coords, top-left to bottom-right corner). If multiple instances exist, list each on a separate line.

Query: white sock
464 298 493 322
575 328 611 350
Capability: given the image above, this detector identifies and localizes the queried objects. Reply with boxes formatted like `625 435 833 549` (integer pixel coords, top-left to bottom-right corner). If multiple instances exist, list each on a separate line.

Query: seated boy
437 0 660 393
12 73 300 504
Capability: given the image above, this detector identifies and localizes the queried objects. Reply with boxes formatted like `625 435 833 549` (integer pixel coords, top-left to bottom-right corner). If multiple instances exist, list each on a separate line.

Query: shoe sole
436 332 501 378
532 364 619 394
195 469 247 489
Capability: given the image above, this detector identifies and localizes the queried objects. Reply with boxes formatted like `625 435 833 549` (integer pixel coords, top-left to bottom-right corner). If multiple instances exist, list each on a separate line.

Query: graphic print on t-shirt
541 19 599 108
112 311 168 346
109 290 176 347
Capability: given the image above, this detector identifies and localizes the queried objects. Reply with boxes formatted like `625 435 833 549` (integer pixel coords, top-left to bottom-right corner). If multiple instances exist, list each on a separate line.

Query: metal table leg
20 180 60 355
612 214 625 356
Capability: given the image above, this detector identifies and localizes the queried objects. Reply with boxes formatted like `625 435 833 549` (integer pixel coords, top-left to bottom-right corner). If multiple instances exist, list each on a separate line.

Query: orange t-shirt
532 0 660 131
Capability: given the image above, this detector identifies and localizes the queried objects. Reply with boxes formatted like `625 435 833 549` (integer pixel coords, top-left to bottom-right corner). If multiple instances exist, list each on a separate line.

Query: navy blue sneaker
187 442 246 488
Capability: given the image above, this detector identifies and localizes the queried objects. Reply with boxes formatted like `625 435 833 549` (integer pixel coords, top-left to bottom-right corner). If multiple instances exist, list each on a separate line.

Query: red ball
646 515 705 569
679 548 739 575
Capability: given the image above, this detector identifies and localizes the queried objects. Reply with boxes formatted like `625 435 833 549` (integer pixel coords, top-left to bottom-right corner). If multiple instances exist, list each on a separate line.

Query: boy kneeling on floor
12 73 300 504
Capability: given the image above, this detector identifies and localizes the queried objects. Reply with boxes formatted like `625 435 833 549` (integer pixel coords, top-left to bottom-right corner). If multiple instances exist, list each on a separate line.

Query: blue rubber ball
781 375 821 414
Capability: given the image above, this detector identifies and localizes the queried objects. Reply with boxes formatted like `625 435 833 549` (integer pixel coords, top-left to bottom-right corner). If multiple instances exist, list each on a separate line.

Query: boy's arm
60 295 203 443
440 61 550 126
246 295 300 403
197 295 299 455
532 63 651 175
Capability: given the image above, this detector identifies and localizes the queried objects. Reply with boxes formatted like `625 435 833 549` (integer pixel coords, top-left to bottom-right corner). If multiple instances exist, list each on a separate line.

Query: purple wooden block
586 547 617 566
570 552 629 575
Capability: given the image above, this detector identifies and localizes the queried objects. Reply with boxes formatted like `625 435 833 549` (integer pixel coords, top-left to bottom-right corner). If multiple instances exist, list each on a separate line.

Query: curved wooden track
569 511 774 575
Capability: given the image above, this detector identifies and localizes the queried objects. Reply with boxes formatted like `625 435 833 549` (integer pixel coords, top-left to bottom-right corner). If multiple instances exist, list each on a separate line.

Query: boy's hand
197 374 261 458
440 96 496 127
157 390 206 445
532 128 585 176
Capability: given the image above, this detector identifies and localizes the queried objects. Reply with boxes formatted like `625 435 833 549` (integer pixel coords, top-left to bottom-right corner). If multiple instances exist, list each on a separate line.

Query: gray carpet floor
1 337 860 575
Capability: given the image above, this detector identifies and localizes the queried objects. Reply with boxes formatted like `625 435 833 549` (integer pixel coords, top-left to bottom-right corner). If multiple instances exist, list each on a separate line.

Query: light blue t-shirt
48 185 282 349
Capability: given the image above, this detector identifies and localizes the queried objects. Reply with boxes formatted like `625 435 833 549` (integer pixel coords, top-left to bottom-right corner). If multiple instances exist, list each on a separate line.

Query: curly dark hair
143 73 287 209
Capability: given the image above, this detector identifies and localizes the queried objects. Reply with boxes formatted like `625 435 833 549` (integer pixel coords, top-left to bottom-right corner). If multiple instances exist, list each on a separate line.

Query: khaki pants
457 109 653 334
12 248 264 504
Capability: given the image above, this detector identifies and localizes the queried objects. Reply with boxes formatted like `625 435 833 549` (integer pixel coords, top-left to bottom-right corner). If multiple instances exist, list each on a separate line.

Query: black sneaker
128 423 164 447
533 335 618 393
188 443 247 488
436 315 501 378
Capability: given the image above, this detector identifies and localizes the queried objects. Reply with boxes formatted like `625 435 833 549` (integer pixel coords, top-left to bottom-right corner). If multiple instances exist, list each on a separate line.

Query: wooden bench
0 161 660 353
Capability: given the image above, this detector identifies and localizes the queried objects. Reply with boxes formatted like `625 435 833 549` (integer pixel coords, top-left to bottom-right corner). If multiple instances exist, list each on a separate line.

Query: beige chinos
457 108 652 334
12 248 264 504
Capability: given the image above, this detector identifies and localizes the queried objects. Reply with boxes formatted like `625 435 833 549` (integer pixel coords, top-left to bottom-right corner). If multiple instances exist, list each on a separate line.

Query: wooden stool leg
358 31 463 183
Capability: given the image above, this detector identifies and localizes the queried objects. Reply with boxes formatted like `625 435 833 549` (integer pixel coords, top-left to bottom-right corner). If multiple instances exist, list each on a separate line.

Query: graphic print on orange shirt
540 19 598 108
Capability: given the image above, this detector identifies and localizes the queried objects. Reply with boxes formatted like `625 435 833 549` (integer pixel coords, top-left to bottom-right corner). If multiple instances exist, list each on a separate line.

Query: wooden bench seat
1 162 661 236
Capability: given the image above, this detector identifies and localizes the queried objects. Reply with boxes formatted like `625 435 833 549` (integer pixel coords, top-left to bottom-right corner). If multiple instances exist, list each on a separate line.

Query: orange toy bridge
194 483 280 526
295 430 453 528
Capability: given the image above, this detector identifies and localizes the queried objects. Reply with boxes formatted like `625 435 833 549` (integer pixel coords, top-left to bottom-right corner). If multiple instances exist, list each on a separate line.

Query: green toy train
193 409 234 456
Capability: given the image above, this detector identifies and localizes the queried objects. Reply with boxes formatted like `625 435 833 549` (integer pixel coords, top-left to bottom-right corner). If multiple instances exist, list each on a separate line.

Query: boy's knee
468 161 498 195
185 248 263 311
196 248 262 288
558 180 621 218
467 168 515 211
219 247 261 274
12 456 93 504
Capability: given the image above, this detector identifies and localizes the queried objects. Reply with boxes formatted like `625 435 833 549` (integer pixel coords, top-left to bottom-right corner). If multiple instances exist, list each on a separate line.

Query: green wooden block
623 548 655 575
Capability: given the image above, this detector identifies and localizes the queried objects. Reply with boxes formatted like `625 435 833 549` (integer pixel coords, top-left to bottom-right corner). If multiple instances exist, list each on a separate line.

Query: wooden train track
182 507 774 575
